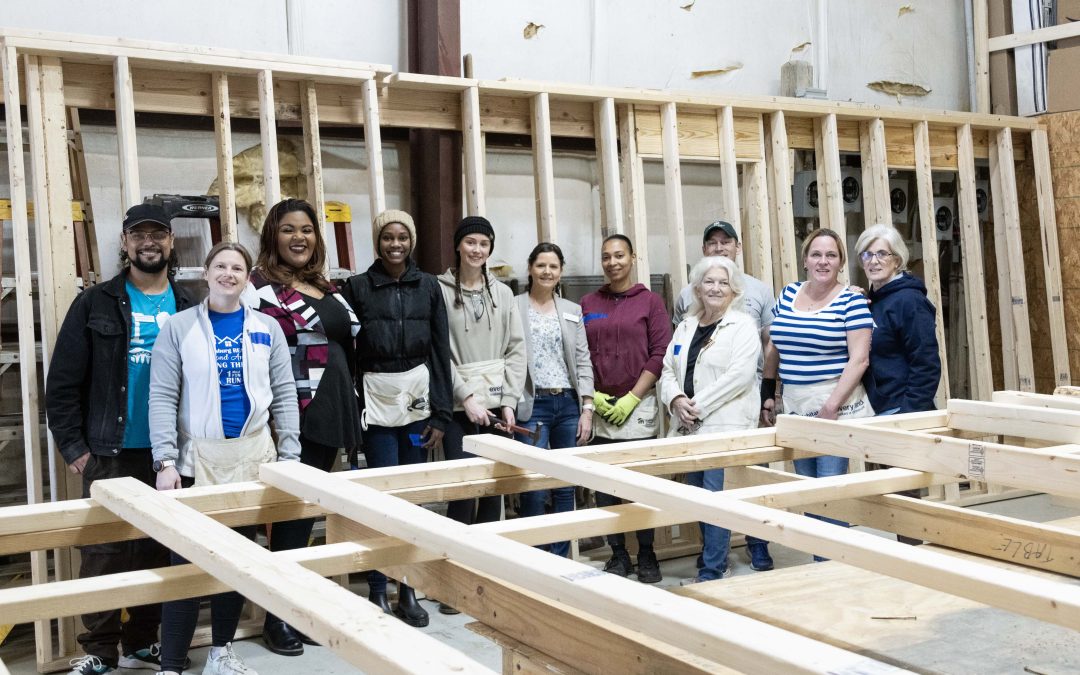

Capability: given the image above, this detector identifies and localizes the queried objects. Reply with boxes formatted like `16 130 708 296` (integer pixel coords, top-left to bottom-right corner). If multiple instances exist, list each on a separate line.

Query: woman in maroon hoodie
581 234 672 584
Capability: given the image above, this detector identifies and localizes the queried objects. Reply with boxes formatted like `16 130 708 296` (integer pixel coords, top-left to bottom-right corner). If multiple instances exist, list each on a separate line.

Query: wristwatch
153 459 176 472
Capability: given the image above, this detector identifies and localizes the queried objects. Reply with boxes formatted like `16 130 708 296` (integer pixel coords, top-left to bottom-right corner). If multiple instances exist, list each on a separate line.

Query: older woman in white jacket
659 256 761 583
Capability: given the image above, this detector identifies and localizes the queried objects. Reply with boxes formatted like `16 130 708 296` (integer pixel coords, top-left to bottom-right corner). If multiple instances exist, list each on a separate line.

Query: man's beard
130 248 169 274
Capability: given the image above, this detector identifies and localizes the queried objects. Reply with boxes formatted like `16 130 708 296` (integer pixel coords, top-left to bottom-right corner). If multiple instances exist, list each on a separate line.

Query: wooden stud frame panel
2 397 1080 672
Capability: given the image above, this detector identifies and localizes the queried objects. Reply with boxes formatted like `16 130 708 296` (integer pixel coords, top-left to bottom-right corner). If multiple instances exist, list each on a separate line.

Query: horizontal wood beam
988 21 1080 52
465 434 1080 632
947 399 1080 444
775 415 1080 497
91 478 489 674
261 463 899 674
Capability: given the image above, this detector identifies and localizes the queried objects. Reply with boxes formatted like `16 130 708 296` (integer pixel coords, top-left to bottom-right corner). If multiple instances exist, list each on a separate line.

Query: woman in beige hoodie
436 216 526 612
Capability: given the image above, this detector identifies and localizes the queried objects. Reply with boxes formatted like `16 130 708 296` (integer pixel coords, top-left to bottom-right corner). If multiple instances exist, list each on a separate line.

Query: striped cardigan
245 270 360 412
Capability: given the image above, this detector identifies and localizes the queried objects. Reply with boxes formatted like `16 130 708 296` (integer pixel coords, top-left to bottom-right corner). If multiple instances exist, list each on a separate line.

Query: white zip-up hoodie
149 300 301 477
658 309 761 436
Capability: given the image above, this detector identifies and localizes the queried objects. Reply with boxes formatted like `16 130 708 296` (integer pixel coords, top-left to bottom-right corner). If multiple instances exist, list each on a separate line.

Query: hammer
487 412 543 442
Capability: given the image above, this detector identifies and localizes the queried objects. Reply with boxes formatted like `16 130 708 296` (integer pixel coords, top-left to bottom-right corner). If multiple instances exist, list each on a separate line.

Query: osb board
1041 111 1080 387
675 546 1080 673
633 107 763 161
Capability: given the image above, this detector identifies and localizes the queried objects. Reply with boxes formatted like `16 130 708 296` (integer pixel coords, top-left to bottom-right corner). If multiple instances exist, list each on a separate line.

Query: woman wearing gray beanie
342 209 452 628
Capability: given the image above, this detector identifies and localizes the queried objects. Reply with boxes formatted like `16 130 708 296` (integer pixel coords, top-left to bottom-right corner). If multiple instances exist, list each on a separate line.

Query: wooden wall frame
0 393 1078 673
0 28 1073 672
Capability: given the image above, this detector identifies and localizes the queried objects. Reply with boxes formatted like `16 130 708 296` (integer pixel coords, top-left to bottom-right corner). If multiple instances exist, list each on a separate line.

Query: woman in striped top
760 228 874 489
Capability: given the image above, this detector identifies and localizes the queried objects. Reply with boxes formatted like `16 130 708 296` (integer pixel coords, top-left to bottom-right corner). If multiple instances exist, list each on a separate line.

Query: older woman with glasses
659 256 760 582
854 224 941 416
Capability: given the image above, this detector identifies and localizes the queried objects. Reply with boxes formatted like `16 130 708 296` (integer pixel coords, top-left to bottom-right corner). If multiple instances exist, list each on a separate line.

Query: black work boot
635 548 662 584
393 583 430 627
368 589 393 615
603 548 633 577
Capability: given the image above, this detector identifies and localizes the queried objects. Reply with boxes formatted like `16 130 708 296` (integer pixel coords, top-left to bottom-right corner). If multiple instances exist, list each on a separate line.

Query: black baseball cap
703 220 738 243
123 203 172 231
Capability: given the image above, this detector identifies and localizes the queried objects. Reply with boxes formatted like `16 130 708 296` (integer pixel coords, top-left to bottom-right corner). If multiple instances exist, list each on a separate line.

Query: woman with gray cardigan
150 242 300 675
514 242 594 558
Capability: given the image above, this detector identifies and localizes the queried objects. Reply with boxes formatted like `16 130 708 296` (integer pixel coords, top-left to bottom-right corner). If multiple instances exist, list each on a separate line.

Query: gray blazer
515 293 595 421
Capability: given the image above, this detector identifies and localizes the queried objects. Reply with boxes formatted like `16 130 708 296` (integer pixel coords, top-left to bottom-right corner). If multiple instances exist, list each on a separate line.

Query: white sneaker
202 643 257 675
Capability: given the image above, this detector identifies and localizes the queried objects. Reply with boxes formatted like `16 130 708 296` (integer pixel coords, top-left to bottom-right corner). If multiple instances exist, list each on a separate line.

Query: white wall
462 0 970 111
2 0 973 278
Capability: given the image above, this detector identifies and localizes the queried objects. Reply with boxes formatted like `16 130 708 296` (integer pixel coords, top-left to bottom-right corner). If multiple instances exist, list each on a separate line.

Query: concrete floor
2 493 1078 674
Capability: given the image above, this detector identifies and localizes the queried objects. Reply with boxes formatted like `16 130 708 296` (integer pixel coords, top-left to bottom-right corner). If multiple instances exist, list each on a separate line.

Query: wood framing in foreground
1 397 1078 673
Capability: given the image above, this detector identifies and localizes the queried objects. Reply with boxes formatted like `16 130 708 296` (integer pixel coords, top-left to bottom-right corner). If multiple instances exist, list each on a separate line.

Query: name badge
563 312 580 323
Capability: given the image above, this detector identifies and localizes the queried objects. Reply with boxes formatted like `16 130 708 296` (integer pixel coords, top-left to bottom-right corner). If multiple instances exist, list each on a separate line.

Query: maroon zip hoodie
581 283 672 397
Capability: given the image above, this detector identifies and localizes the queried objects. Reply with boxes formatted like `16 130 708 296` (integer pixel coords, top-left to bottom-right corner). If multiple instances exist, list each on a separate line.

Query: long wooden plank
92 478 490 675
993 128 1034 391
113 55 140 208
2 43 53 668
988 19 1080 52
947 399 1080 444
766 111 798 287
618 104 650 283
212 72 237 241
594 97 623 236
299 80 325 241
531 92 557 243
257 69 281 208
974 0 990 111
33 56 82 657
361 77 385 217
661 102 688 293
861 118 890 227
717 106 742 244
1030 129 1071 388
725 465 1080 577
993 390 1080 411
465 434 1080 632
956 124 993 400
989 135 1019 390
775 414 1080 498
462 85 486 217
912 121 949 405
815 114 845 241
261 462 905 675
747 117 773 285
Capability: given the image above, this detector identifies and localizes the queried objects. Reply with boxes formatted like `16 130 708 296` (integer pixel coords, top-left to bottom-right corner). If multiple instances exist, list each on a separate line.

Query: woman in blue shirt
150 242 300 675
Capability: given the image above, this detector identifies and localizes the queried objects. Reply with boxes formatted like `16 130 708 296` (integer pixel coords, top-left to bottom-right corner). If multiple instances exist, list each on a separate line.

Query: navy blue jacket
864 272 941 414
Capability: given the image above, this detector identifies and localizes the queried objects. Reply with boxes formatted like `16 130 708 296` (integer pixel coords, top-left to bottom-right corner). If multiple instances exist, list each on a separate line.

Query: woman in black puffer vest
342 209 452 628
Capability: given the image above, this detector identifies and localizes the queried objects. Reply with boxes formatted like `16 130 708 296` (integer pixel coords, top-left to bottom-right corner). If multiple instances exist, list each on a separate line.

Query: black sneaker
635 549 662 584
67 655 115 674
119 643 191 671
603 549 632 577
748 542 774 572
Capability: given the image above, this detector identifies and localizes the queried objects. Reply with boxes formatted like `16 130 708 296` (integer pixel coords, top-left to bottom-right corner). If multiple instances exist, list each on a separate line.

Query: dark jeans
443 411 505 526
686 468 768 578
591 436 654 552
515 391 579 558
77 450 170 664
265 434 338 624
360 419 429 594
160 495 255 674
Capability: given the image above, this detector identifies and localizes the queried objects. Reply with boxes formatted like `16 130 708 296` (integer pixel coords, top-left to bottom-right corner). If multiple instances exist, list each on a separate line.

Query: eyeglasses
859 250 895 263
126 230 170 243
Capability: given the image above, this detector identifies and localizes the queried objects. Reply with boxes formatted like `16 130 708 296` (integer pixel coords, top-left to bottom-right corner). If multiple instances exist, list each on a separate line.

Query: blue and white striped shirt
770 282 874 385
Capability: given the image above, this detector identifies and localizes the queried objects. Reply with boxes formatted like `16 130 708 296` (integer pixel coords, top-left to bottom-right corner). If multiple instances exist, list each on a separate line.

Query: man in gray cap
46 203 195 675
672 220 776 573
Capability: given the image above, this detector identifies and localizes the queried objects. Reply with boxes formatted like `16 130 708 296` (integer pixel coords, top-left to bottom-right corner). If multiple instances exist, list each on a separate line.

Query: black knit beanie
454 216 495 252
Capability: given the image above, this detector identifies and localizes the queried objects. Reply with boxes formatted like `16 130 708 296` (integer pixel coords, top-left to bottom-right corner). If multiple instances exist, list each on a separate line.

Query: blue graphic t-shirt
124 281 177 448
209 308 251 438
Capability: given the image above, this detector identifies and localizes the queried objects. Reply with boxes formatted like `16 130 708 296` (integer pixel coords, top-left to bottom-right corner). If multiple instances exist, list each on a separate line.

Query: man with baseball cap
672 220 777 573
46 203 196 674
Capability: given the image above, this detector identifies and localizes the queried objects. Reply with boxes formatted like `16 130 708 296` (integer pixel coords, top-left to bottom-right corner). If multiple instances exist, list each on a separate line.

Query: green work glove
592 391 616 418
605 392 641 426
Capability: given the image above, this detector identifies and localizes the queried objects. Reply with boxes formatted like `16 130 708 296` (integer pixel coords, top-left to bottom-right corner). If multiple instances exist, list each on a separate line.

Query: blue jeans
361 419 429 594
515 391 580 558
793 455 850 530
687 469 767 579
